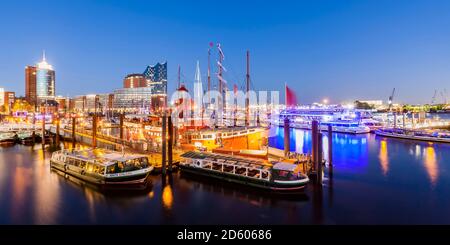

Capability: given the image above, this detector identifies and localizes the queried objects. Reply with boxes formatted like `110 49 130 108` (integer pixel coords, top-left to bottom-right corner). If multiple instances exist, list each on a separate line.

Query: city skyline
1 0 450 104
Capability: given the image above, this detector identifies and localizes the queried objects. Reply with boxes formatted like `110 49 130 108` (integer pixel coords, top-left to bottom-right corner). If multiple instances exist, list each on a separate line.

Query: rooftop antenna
42 50 46 62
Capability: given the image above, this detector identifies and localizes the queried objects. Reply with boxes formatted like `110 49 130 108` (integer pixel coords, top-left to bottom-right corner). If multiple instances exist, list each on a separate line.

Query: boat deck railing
182 157 272 181
180 151 273 181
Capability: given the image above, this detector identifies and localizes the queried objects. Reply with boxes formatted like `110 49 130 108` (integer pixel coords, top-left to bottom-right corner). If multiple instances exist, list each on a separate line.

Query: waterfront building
55 96 69 113
144 62 167 113
4 91 15 113
123 74 147 88
25 52 56 107
36 53 55 101
120 62 168 113
71 95 86 113
70 93 114 114
113 87 153 113
25 65 37 105
0 88 5 107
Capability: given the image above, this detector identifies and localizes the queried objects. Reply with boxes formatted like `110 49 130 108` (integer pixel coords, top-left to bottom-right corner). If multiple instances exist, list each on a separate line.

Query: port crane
431 90 437 105
388 88 396 111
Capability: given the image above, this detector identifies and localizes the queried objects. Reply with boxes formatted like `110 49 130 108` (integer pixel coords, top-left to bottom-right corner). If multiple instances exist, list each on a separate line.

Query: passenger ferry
0 132 18 145
276 119 370 134
275 107 372 134
184 126 268 151
375 128 450 143
179 151 310 191
50 148 153 185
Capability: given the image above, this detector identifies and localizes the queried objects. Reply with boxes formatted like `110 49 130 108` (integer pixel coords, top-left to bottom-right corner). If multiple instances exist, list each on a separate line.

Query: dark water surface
1 125 450 224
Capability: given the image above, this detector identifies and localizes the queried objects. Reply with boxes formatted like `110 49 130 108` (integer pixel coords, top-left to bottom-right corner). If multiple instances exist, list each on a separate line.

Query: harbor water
1 125 450 224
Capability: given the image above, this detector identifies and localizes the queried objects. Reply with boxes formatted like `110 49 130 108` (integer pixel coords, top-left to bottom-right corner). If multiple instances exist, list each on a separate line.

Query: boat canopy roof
61 149 147 166
181 151 272 169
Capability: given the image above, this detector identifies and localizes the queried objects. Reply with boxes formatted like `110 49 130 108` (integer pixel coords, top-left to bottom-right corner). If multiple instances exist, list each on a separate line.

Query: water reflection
162 175 174 210
423 146 438 186
379 140 389 176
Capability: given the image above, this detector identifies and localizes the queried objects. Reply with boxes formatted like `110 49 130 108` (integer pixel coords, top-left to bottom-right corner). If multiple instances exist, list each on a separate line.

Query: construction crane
431 89 437 105
388 88 396 111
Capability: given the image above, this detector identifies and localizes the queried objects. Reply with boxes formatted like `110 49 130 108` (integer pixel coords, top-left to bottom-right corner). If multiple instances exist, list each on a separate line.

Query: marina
2 1 450 234
1 128 450 224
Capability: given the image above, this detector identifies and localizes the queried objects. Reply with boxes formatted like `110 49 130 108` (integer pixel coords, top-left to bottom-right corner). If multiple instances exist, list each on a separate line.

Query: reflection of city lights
162 185 173 209
379 140 389 176
424 146 438 186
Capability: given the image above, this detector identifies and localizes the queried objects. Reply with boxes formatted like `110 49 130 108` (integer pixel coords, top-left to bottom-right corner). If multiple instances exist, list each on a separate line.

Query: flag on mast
285 83 297 108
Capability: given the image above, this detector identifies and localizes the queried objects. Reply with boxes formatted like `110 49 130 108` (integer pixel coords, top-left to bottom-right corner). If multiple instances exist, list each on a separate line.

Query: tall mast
207 48 211 97
177 65 181 89
246 50 250 127
218 47 223 127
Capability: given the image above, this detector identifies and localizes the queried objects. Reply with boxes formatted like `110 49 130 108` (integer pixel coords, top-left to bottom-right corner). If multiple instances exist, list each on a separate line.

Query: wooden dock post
55 116 60 147
41 114 46 146
119 113 124 142
92 114 97 148
161 112 167 175
283 117 290 157
32 114 36 144
168 115 173 172
327 124 333 166
317 132 323 184
72 117 76 149
311 120 319 172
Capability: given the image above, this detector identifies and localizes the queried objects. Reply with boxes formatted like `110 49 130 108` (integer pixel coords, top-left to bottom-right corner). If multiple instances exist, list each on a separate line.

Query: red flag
285 84 297 108
233 84 238 95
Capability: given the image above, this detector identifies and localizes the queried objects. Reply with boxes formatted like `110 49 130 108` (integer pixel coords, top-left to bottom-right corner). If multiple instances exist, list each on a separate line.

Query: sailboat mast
218 48 223 127
208 48 211 98
246 50 250 127
178 65 181 89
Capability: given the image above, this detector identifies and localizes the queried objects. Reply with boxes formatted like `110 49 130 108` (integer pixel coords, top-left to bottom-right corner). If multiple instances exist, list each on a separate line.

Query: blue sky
0 0 450 104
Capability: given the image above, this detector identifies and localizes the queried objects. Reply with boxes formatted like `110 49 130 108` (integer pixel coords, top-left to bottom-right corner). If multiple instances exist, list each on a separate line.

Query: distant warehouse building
113 87 153 114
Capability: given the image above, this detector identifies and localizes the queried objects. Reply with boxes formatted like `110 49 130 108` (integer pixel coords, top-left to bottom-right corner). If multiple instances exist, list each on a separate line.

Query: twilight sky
0 0 450 104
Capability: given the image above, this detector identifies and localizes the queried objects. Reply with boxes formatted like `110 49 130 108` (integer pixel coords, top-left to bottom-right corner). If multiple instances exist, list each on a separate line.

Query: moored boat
179 151 309 191
17 131 35 144
50 148 153 185
375 128 450 143
0 132 18 145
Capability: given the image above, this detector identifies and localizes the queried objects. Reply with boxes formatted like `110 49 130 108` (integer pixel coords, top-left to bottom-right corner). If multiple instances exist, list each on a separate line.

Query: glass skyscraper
35 53 55 101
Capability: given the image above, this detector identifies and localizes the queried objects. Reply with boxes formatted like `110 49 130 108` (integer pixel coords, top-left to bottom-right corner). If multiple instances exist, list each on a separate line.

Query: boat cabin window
272 169 298 180
106 157 149 174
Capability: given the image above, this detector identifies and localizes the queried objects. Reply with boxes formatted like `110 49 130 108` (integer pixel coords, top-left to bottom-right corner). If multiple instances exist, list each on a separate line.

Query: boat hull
179 165 307 192
375 130 450 143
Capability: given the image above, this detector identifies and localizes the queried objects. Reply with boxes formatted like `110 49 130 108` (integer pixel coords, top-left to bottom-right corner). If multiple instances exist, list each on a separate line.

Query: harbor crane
388 88 396 111
431 90 437 105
